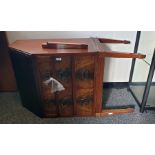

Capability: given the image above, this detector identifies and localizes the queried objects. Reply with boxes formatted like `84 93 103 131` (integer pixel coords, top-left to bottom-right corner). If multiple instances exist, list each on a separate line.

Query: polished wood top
9 38 146 59
9 38 97 55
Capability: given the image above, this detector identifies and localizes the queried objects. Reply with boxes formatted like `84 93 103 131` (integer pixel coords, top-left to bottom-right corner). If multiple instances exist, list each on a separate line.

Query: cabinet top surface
9 38 100 55
9 38 146 60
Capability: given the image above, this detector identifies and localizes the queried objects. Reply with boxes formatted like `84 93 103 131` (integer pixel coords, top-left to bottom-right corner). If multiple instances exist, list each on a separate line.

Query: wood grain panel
94 55 104 113
36 56 58 117
53 56 72 87
75 88 93 116
96 108 134 116
36 55 74 117
75 55 94 89
58 87 73 117
75 55 95 116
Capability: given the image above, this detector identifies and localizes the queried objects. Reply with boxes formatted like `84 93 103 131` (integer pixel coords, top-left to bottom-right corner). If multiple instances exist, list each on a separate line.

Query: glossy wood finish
99 51 146 59
98 38 130 44
9 38 145 58
75 55 95 116
91 38 146 59
36 55 74 117
36 56 57 117
94 55 104 113
42 42 88 49
9 38 146 118
35 55 95 117
96 108 134 116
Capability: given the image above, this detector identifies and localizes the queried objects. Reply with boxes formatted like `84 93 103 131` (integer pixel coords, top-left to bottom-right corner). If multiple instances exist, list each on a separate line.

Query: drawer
43 86 73 117
41 85 58 117
53 56 72 87
75 55 95 89
54 56 71 70
75 88 94 116
58 88 74 117
36 55 72 91
76 103 92 116
44 102 58 117
36 56 53 83
40 80 54 100
75 67 94 88
41 81 72 101
37 56 72 87
75 55 95 70
58 97 74 117
36 56 52 72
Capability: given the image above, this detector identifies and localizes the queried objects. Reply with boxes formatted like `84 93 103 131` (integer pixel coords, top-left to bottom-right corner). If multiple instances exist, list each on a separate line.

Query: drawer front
36 56 53 81
75 56 95 116
44 102 58 117
36 56 73 117
76 89 93 116
53 56 72 88
41 83 58 117
53 56 73 116
58 87 73 117
75 56 94 89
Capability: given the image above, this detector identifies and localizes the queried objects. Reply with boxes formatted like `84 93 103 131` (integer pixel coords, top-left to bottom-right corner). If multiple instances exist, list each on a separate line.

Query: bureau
9 38 145 117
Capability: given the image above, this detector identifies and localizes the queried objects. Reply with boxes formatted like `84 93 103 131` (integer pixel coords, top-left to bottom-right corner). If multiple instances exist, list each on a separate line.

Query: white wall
132 31 155 82
6 31 137 82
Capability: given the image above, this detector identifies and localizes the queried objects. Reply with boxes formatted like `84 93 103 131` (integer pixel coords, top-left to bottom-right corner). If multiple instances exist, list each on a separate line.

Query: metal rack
129 31 155 112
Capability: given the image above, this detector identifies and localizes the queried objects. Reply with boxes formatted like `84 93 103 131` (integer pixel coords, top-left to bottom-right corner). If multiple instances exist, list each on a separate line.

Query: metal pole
140 49 155 112
129 31 141 84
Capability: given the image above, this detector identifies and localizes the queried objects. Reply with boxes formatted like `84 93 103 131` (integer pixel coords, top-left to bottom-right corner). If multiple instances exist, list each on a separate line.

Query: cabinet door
53 56 73 117
36 56 73 117
36 56 58 117
75 55 95 116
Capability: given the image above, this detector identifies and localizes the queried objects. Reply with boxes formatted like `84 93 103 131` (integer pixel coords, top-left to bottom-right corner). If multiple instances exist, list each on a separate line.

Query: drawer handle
55 57 62 61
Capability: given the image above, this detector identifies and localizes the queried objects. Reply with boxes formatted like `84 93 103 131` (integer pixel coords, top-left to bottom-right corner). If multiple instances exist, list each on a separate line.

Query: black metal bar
145 107 155 110
128 31 144 110
129 31 141 84
128 86 142 108
130 82 155 86
140 50 155 112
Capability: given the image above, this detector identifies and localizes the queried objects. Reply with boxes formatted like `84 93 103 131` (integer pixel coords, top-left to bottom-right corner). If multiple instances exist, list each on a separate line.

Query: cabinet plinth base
96 107 135 117
42 106 135 118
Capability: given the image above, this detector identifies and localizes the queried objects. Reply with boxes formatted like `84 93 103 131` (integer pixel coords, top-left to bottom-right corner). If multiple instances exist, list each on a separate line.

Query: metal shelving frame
128 31 155 112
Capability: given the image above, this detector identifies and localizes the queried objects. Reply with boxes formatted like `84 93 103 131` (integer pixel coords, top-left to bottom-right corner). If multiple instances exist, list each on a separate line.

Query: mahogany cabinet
9 38 145 117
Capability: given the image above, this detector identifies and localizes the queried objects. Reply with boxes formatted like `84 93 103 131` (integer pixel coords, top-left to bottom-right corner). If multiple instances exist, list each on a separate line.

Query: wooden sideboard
9 38 145 117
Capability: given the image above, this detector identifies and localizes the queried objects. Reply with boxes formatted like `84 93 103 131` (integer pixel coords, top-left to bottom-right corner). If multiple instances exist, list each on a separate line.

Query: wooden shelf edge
95 107 135 117
42 42 88 49
99 51 146 59
98 38 130 44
